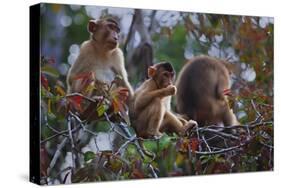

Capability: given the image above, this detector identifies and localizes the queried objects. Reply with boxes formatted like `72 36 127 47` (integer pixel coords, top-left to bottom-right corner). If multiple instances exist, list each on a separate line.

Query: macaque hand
166 85 177 96
117 87 129 101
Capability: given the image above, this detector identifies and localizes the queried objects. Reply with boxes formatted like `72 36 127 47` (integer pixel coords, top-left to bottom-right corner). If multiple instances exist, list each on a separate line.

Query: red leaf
118 88 129 100
110 87 128 114
41 74 48 89
131 169 145 179
47 57 56 64
73 72 95 93
223 88 232 96
190 138 199 152
68 95 83 112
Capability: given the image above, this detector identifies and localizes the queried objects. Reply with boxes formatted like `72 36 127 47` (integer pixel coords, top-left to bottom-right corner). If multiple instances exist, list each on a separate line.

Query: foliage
39 4 273 185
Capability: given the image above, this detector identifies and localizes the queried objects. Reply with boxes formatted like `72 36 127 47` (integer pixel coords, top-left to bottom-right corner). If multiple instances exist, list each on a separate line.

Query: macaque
66 18 133 98
131 62 197 138
175 55 239 127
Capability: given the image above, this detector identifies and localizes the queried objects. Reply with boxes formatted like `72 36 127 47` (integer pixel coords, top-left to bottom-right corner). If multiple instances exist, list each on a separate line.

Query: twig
195 143 246 155
46 124 68 137
67 115 76 170
196 121 272 132
251 99 263 120
104 112 158 178
47 137 68 175
41 133 67 144
114 139 132 156
202 135 212 152
259 141 274 149
199 128 239 140
41 125 80 144
104 113 131 140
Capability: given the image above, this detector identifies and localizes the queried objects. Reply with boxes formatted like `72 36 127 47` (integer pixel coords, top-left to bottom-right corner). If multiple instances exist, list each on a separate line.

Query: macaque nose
113 33 118 41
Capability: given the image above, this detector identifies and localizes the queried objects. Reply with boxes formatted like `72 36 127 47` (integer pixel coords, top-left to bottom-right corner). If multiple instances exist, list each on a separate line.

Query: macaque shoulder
135 80 152 94
79 40 95 55
110 48 126 75
111 48 124 65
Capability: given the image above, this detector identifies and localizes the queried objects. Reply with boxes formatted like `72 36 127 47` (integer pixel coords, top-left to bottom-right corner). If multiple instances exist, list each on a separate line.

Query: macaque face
88 18 121 50
149 62 175 88
157 68 174 88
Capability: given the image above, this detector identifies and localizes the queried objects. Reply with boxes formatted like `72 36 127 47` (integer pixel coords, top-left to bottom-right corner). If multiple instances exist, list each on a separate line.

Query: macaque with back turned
176 55 239 127
131 62 197 138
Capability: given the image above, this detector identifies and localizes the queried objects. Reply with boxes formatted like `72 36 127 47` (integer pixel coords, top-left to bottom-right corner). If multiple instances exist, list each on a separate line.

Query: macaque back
176 55 238 126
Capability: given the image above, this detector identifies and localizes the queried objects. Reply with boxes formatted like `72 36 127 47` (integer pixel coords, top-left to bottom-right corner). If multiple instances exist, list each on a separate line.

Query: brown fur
175 55 239 126
66 19 133 97
131 62 197 138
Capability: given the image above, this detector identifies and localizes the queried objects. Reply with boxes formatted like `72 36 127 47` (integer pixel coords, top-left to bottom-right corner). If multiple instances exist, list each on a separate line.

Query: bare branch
199 128 239 140
41 124 80 144
47 137 68 176
67 116 76 170
202 135 212 152
195 143 246 155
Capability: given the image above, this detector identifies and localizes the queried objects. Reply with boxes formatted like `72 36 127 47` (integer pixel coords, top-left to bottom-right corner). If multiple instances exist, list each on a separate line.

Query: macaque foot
146 131 163 139
183 120 198 135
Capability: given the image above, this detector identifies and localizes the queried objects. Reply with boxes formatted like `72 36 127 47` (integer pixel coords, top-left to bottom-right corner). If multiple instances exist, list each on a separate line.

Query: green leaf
97 104 107 117
84 151 95 162
159 134 172 150
47 112 56 120
41 65 60 78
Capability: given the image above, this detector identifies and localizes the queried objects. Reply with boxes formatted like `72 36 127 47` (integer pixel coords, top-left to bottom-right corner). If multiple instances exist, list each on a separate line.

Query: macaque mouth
107 41 118 46
164 82 172 88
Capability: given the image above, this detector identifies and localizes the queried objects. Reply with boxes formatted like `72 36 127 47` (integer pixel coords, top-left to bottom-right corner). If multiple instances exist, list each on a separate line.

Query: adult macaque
66 18 133 98
131 62 197 138
175 55 239 127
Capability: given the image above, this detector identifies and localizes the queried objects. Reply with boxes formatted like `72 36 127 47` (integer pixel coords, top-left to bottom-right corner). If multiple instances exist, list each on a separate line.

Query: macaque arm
66 56 88 93
112 50 134 96
119 66 134 96
134 88 170 112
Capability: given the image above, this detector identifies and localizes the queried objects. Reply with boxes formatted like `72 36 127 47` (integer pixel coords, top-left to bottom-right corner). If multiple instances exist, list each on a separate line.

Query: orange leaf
112 99 120 113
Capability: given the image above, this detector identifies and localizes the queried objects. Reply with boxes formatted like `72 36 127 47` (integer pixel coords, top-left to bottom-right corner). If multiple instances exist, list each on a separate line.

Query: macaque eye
163 72 170 77
108 24 120 33
115 26 121 33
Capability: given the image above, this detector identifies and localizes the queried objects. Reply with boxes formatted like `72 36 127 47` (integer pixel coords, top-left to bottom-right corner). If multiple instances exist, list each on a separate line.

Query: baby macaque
131 62 197 138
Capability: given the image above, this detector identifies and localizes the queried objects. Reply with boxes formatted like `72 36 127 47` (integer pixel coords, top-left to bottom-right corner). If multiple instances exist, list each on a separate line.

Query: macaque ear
88 20 97 33
148 66 157 78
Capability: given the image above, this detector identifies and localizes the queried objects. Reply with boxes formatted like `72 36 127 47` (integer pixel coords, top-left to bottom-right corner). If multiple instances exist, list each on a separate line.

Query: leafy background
39 3 273 185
